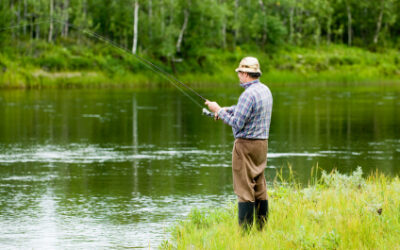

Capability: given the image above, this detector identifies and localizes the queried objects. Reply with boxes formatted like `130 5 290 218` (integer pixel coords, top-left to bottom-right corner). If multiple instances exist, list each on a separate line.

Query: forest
1 0 400 86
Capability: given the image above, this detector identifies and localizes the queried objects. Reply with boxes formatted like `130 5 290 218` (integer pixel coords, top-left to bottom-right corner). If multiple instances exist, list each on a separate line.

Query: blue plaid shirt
217 80 273 139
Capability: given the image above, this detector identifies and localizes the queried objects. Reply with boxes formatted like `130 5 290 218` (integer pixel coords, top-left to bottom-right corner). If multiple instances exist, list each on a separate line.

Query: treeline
1 0 400 61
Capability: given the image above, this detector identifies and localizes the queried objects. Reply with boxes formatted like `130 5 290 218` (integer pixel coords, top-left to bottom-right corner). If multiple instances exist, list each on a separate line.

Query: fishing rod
1 18 216 116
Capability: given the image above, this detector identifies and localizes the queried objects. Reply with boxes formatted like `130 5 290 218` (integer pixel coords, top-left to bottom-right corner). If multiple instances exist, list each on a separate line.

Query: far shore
1 42 400 89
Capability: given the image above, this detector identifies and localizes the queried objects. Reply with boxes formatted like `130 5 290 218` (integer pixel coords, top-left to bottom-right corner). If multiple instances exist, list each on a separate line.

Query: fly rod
1 18 215 117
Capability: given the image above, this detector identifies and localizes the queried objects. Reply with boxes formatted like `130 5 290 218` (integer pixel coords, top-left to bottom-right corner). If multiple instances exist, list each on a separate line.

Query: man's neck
242 78 258 84
240 78 259 89
242 77 258 83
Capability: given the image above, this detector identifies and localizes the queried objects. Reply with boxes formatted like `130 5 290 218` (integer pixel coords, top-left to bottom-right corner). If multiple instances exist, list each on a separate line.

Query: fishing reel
202 108 215 118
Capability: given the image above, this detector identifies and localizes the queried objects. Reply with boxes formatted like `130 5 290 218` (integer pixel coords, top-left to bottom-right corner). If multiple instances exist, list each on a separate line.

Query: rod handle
202 108 215 118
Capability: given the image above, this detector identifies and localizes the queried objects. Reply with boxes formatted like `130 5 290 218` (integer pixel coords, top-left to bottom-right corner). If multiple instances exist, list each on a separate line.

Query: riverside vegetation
1 40 400 88
1 0 400 88
161 167 400 249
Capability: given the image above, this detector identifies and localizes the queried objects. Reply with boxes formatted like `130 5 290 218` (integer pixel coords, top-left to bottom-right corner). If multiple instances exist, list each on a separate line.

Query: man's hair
246 72 261 79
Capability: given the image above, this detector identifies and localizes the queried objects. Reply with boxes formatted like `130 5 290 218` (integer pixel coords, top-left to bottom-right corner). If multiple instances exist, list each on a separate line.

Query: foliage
1 0 400 58
1 41 400 88
163 168 400 249
1 0 400 88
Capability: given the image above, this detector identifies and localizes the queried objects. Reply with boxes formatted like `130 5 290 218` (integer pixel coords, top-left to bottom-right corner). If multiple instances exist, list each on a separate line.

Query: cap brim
235 67 262 74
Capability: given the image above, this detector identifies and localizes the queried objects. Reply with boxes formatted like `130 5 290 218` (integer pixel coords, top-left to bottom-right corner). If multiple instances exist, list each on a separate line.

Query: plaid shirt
217 80 273 139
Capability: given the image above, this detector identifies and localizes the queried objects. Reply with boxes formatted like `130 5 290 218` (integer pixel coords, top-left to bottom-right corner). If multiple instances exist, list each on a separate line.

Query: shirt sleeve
218 92 253 130
224 105 236 114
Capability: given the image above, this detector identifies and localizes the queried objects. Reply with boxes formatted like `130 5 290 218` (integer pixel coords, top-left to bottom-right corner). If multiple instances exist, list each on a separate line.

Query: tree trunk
160 0 165 35
77 0 87 42
49 0 54 42
11 0 15 39
373 1 384 44
176 9 189 53
16 0 21 38
31 3 34 39
63 0 69 38
32 2 38 39
36 21 40 40
289 7 294 44
220 0 226 48
35 2 40 40
346 1 352 46
259 0 267 47
23 0 27 36
132 0 139 54
83 0 87 17
327 14 332 45
296 6 303 45
234 0 239 47
221 22 226 48
83 0 87 28
148 0 152 39
315 20 321 46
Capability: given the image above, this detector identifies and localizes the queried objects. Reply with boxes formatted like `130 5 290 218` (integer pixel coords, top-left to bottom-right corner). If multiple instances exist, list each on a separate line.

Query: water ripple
0 143 392 164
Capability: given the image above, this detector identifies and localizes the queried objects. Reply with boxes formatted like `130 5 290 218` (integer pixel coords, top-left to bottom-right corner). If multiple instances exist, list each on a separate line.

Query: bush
37 55 68 71
321 166 365 189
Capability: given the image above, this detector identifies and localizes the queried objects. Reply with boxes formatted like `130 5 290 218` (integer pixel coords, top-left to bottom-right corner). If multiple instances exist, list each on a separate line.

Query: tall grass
162 167 400 249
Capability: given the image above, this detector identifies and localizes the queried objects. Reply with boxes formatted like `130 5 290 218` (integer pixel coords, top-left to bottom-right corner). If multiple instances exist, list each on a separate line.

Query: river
0 84 399 248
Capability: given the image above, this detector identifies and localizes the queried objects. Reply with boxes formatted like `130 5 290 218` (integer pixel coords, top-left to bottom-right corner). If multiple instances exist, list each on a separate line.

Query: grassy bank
162 168 400 249
1 40 400 88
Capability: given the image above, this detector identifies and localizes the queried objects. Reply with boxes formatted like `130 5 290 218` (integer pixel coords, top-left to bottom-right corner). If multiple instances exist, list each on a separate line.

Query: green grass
161 167 400 249
1 40 400 88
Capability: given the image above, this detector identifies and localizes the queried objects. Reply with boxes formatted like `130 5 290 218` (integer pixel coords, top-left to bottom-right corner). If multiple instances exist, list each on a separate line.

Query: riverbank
162 168 400 249
1 40 400 88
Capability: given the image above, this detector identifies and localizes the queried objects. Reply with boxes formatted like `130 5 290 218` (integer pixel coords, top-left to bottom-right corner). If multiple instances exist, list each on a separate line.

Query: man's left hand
205 100 221 113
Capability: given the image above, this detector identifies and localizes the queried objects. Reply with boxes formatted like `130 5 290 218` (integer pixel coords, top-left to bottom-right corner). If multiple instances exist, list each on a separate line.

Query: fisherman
205 57 273 230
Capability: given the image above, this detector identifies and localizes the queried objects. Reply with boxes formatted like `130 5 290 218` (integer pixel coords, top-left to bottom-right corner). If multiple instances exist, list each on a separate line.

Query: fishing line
77 26 204 108
0 18 207 108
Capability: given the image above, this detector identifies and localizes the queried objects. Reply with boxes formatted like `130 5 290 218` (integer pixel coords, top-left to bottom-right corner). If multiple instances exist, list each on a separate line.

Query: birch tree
345 0 352 46
148 0 152 39
48 0 54 42
373 1 384 44
288 0 295 44
372 0 395 45
233 0 239 47
62 0 69 38
132 0 139 54
258 0 268 46
23 0 27 36
176 9 189 53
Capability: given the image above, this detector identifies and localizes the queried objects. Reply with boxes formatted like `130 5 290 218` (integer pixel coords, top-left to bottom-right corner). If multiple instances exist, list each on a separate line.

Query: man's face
237 72 247 83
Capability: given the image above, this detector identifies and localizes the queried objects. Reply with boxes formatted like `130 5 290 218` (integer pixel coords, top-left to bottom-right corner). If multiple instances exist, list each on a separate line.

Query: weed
164 167 400 249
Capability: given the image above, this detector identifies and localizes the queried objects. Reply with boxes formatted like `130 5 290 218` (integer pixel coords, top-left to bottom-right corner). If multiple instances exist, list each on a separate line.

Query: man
205 57 273 230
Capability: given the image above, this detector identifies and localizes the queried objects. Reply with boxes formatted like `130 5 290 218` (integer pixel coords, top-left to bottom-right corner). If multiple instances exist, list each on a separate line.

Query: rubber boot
255 200 268 230
238 202 255 231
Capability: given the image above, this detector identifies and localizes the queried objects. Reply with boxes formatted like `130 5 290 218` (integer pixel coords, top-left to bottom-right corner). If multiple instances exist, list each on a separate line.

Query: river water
0 85 399 248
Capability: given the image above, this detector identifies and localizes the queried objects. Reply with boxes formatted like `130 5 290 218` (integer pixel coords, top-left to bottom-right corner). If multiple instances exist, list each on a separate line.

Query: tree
132 0 139 54
62 0 69 37
373 0 396 45
176 8 189 54
49 0 54 42
345 0 352 46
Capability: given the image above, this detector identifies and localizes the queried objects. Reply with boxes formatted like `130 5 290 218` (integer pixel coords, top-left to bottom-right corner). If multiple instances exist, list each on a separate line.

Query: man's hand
205 100 221 120
205 100 221 113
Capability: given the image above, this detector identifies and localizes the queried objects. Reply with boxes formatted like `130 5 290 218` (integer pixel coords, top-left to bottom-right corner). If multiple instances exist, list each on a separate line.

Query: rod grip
202 108 215 118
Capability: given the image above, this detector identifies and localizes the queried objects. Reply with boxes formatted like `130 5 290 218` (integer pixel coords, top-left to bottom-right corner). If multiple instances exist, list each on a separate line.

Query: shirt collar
240 79 259 89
